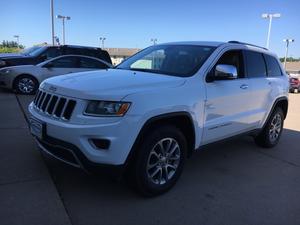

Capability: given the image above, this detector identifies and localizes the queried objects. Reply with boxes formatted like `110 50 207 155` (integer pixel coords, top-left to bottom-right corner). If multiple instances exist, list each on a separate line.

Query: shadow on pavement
42 128 300 225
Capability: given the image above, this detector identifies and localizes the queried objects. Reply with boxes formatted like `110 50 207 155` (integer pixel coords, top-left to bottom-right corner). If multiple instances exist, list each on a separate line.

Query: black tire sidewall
263 107 284 147
134 125 187 196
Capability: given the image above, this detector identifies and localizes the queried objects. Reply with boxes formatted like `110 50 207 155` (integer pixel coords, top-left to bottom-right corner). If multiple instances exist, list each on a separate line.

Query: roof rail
228 41 268 50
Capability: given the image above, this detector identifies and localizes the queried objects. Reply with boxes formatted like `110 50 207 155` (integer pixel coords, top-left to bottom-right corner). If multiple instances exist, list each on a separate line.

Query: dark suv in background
0 45 112 68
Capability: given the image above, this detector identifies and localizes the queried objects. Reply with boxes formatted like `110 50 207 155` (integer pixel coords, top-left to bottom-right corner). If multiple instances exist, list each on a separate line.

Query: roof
104 48 140 57
160 41 224 47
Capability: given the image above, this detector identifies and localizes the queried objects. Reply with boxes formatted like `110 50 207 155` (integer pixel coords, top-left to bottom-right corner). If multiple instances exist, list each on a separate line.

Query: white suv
28 41 289 196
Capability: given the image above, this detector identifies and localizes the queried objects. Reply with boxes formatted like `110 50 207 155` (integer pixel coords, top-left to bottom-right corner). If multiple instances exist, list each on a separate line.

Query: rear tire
254 107 284 148
13 75 38 95
131 125 187 196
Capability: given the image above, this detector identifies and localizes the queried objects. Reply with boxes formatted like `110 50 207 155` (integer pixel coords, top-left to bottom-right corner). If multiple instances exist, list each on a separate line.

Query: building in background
285 61 300 75
104 48 140 65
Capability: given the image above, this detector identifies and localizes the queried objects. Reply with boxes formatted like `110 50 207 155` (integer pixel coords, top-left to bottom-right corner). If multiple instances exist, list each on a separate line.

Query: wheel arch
124 112 196 171
12 73 39 90
272 96 288 119
263 96 288 130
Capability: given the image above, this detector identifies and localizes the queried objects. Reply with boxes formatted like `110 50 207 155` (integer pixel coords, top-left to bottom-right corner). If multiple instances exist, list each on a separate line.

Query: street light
50 0 55 45
56 14 71 45
283 39 295 69
262 13 281 49
151 38 157 45
13 35 20 47
99 37 106 48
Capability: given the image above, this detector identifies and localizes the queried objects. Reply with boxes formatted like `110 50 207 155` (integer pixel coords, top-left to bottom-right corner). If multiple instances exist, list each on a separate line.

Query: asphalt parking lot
1 88 300 225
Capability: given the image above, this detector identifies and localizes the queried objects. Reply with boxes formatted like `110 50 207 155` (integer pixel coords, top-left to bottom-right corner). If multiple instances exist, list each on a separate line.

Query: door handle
240 84 248 89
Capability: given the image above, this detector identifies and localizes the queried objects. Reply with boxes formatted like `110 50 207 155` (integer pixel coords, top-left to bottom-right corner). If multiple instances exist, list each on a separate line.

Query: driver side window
213 50 245 79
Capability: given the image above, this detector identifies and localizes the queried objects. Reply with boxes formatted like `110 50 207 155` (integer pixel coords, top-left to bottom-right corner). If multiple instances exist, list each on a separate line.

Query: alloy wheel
269 113 282 143
18 78 35 94
146 137 181 185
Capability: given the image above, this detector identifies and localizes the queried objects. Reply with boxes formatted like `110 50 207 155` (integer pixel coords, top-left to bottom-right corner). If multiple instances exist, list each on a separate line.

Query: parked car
0 45 112 69
0 55 112 94
28 41 289 196
289 75 300 93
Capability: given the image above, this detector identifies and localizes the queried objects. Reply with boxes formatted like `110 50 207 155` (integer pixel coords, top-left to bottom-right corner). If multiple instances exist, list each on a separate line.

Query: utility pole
283 39 295 69
13 35 20 48
50 0 55 45
262 13 281 49
99 37 106 48
151 38 157 45
57 15 71 45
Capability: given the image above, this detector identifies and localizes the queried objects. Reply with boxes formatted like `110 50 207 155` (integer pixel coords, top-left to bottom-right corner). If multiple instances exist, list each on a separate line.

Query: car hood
41 69 186 100
0 53 28 59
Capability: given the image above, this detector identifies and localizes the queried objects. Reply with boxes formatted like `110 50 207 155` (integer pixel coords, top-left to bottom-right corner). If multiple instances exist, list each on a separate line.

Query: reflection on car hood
0 53 26 59
41 69 186 100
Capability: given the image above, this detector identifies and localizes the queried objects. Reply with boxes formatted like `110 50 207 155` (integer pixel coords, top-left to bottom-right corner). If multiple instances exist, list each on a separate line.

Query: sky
0 0 299 58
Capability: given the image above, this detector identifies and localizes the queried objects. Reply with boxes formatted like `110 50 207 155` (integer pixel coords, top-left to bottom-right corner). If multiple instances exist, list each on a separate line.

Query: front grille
33 90 77 121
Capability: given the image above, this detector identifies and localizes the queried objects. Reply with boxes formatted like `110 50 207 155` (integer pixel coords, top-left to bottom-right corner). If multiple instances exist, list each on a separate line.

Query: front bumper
0 74 12 89
36 135 125 176
28 102 142 167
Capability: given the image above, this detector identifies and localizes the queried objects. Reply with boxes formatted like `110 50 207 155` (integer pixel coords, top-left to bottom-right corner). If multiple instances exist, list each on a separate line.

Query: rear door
72 56 110 73
42 56 79 80
245 50 272 128
202 50 253 144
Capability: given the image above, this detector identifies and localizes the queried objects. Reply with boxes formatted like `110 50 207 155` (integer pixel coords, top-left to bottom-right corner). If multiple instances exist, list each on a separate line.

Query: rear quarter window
264 54 282 77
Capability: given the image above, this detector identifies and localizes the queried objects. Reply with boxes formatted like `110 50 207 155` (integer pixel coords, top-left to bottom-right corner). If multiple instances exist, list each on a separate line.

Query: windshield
21 46 46 56
20 46 42 55
116 44 216 77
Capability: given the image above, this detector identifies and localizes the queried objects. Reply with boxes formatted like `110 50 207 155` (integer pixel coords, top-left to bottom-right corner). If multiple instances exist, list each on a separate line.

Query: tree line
0 40 25 53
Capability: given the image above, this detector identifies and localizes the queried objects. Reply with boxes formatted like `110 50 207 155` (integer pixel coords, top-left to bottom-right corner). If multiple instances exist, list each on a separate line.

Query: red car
289 76 300 93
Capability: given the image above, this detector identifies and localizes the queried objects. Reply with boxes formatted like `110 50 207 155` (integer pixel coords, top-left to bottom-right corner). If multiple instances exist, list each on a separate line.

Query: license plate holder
29 117 46 140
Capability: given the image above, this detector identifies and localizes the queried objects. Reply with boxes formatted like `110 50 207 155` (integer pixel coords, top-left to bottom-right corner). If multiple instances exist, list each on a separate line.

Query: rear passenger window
264 54 282 77
79 57 108 69
245 51 267 78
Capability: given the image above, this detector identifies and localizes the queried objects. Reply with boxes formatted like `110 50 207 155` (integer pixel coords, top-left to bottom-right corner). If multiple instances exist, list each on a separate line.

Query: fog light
90 138 110 150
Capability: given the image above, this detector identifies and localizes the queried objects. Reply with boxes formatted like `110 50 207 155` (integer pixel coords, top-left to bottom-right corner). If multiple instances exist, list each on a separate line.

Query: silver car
0 55 112 94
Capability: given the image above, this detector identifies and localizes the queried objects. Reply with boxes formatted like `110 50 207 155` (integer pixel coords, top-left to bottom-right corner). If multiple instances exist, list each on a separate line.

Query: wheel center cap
160 156 167 163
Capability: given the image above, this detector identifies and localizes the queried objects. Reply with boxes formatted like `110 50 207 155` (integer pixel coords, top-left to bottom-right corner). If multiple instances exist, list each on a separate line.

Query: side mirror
214 64 238 80
43 61 54 68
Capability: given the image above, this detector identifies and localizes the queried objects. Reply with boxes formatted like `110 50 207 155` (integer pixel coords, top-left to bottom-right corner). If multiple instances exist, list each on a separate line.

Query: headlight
84 101 131 117
0 60 6 66
0 68 11 74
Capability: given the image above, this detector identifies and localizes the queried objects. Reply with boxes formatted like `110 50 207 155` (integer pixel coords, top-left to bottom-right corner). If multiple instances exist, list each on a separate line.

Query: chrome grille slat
45 95 54 113
51 96 60 115
35 91 42 106
61 99 69 120
33 90 76 121
37 92 46 109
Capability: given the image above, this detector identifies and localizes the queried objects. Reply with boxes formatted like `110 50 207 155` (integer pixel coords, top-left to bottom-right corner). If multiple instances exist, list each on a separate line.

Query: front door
202 50 253 144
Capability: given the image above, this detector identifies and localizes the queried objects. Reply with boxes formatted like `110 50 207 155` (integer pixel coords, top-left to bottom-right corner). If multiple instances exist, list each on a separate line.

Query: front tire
254 107 284 148
132 125 187 196
13 75 38 95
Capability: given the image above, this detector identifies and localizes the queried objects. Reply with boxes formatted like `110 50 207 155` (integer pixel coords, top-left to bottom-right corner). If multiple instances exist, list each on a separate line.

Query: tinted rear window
245 51 267 78
65 47 112 64
264 54 282 77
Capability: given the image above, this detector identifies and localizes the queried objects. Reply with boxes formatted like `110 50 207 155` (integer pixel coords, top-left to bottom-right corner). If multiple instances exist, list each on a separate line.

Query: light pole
56 14 71 45
262 13 281 49
283 39 295 70
50 0 55 45
13 35 20 47
99 37 106 48
151 38 157 45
